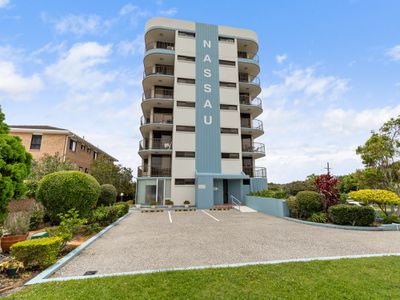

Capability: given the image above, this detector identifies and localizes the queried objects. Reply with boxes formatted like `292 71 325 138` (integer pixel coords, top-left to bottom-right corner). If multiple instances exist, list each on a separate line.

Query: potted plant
165 199 174 208
1 212 30 253
150 201 157 209
0 259 24 278
184 200 190 208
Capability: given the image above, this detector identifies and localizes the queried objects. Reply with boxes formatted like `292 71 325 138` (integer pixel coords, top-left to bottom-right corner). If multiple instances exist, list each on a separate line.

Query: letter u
204 115 212 125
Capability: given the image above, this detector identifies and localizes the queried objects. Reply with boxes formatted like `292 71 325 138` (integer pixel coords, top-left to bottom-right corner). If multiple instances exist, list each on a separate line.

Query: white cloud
54 14 112 35
275 54 287 64
116 34 144 56
45 42 115 91
158 7 178 16
386 44 400 61
119 4 149 26
0 61 43 100
0 0 9 8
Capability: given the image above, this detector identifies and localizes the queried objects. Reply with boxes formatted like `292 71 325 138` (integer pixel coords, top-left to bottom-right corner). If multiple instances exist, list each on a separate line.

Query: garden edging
284 217 400 231
25 211 132 285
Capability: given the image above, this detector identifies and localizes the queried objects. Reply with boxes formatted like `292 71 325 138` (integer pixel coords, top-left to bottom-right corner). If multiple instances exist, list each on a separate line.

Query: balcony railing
139 138 173 150
241 118 263 131
237 51 259 62
242 142 265 154
151 167 171 177
140 114 173 126
144 65 174 77
137 166 149 177
142 87 174 101
145 41 175 51
239 95 262 108
239 73 260 86
242 166 267 178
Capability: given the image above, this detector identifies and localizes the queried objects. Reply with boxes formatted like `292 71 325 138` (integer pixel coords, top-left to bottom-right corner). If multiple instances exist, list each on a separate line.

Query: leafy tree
315 173 340 211
0 106 32 221
29 153 78 181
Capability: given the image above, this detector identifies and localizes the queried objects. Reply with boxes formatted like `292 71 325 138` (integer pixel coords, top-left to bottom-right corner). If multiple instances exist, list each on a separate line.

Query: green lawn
7 256 400 299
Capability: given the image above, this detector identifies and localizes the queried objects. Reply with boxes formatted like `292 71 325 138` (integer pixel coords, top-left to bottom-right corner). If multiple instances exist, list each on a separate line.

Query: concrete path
53 210 400 278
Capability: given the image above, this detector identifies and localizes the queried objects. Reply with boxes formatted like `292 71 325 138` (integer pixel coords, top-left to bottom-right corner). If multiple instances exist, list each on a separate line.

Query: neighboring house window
30 134 42 150
93 151 98 160
69 139 77 152
84 168 88 173
175 178 195 185
87 147 91 154
81 144 86 151
79 167 83 172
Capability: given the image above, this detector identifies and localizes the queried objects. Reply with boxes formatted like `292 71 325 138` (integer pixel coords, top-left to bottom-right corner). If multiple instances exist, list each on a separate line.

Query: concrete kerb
25 212 132 286
25 253 400 285
284 217 400 231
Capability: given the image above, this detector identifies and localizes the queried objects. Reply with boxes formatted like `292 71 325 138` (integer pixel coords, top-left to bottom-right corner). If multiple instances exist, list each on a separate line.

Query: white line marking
168 211 172 223
201 209 220 222
30 253 400 284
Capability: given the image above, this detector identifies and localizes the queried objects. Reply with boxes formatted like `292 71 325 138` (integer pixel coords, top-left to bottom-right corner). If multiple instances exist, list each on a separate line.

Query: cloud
0 0 9 8
275 54 287 64
116 34 144 56
386 44 400 61
53 14 112 35
45 42 115 91
0 61 43 100
158 7 178 16
119 4 149 26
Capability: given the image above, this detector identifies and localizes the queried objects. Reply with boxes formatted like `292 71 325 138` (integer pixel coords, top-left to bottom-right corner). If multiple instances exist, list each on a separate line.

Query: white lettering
203 40 211 48
203 54 211 63
204 68 211 77
204 100 212 108
204 115 212 125
204 84 211 93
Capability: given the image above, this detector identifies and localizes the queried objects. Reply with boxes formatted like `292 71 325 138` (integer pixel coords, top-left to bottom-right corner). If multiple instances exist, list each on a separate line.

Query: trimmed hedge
36 171 100 222
10 237 62 269
296 191 323 218
348 189 400 205
98 184 117 206
88 202 129 227
328 204 375 226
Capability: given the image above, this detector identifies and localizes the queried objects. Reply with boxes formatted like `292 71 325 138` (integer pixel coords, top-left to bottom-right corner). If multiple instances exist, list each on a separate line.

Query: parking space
52 209 400 278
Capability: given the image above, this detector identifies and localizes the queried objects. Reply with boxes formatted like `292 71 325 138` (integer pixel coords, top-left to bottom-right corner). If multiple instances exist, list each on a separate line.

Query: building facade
136 17 267 208
10 125 117 172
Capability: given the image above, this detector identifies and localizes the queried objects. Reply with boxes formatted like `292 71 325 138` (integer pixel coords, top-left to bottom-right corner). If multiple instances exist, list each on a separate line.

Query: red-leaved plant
315 174 340 211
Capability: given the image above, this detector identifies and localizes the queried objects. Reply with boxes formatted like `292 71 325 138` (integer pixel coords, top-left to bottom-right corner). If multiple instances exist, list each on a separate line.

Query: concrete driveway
53 209 400 278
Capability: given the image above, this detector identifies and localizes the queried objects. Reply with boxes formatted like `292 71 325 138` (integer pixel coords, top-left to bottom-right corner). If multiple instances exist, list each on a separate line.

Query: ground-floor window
136 178 171 206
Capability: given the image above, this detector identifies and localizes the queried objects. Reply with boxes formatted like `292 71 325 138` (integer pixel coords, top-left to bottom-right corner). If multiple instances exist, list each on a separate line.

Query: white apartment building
136 17 267 208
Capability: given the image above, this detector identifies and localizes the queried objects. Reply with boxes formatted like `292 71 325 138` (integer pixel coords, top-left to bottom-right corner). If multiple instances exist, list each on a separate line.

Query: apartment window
219 36 234 43
87 147 92 154
30 134 42 150
219 60 235 66
222 153 239 159
177 55 195 62
243 179 250 185
93 151 98 160
84 168 89 173
79 167 83 172
175 178 195 185
176 151 195 158
69 139 77 152
220 104 237 110
177 101 195 108
176 125 195 132
80 144 86 151
221 128 238 134
178 30 195 38
220 81 236 88
177 78 195 84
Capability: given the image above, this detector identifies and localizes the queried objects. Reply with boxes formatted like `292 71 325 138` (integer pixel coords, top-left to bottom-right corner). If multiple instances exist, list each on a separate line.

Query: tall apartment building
10 125 117 172
136 18 267 208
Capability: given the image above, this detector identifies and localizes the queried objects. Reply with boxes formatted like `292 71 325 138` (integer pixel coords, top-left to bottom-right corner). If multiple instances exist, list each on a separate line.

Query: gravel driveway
52 209 400 278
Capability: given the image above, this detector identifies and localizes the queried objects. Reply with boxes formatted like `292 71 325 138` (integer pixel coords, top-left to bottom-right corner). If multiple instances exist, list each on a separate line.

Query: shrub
328 204 375 226
315 174 340 211
36 171 100 222
88 203 127 227
287 196 298 218
98 184 117 206
29 202 45 230
82 223 101 236
47 209 86 245
126 200 134 206
296 191 323 218
184 200 190 205
3 212 30 235
24 179 39 198
250 189 287 199
114 202 129 217
10 237 62 269
150 201 157 206
348 189 400 216
382 213 400 224
165 199 174 206
309 212 327 223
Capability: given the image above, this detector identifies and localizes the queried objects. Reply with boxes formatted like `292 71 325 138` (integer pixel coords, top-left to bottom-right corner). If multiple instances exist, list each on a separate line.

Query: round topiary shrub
328 204 375 226
98 184 117 206
295 191 323 218
36 171 100 222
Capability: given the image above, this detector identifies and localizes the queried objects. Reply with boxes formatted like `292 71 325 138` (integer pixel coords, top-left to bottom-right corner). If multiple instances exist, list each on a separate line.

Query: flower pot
1 234 28 253
151 205 156 209
6 267 18 278
184 205 189 208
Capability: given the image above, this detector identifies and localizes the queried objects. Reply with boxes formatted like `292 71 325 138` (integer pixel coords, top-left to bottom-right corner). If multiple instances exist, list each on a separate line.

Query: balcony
141 87 174 116
241 118 264 138
239 72 261 97
238 51 259 62
144 65 174 77
242 141 265 158
242 166 267 178
137 166 149 177
146 41 175 51
140 114 173 135
138 138 173 158
137 166 171 177
239 94 262 117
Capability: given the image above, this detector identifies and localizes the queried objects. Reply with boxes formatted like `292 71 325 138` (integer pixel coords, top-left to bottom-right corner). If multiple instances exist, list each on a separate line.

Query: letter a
203 40 211 48
204 115 212 125
204 100 212 108
203 54 211 63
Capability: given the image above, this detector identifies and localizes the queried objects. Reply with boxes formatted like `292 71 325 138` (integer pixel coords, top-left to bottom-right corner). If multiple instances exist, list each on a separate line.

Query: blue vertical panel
213 179 224 205
195 22 221 173
195 175 214 208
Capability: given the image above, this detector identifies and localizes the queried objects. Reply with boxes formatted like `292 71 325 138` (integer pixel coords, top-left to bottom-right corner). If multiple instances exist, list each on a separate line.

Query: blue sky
1 0 400 183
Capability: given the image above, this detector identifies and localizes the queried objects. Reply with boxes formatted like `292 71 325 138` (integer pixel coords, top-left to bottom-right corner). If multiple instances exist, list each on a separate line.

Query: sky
1 0 400 183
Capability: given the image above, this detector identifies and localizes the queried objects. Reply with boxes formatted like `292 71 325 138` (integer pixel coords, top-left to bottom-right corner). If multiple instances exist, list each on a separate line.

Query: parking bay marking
168 211 172 223
201 210 220 222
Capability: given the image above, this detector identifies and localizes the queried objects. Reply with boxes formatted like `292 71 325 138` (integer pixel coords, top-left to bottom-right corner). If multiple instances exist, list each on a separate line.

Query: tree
29 153 78 181
315 173 340 211
0 106 32 221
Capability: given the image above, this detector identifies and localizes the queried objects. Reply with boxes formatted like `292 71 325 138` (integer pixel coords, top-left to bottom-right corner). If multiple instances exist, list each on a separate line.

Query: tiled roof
9 125 67 130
